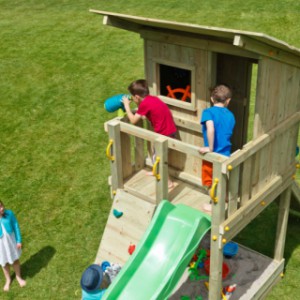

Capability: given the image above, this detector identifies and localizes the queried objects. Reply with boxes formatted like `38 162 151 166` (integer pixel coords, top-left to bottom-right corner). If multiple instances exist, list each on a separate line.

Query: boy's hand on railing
199 147 211 154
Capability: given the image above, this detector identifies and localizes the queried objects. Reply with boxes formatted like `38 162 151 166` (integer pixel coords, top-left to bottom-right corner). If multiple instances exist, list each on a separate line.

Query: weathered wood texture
95 189 156 265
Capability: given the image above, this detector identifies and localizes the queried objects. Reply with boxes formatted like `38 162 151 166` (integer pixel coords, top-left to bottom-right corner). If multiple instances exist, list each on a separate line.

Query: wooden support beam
274 187 291 261
234 35 300 68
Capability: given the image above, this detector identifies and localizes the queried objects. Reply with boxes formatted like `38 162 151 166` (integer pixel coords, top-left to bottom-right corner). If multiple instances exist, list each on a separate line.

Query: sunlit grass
0 0 299 299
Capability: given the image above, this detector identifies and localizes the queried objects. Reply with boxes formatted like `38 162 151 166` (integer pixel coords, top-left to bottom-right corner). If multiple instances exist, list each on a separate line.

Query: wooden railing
106 118 226 203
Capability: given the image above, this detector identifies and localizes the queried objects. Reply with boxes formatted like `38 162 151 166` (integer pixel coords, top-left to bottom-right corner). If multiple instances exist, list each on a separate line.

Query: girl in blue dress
0 200 26 291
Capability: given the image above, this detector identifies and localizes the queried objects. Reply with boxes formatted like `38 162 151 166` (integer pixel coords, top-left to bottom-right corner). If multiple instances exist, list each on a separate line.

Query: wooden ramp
95 189 156 265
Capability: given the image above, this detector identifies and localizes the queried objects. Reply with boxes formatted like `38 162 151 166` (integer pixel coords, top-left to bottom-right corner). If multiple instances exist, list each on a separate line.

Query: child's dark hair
128 79 149 98
0 200 6 216
210 84 232 103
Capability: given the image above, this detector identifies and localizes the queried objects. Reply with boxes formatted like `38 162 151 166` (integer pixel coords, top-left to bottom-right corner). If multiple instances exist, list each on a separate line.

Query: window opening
159 64 192 103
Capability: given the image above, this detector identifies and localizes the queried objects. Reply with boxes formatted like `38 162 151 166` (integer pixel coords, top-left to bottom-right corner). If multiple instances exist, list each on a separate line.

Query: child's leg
202 160 213 212
12 260 26 287
202 160 213 189
2 264 11 291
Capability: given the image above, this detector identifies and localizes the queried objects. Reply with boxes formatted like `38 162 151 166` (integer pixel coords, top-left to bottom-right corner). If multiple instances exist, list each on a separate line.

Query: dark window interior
159 64 191 103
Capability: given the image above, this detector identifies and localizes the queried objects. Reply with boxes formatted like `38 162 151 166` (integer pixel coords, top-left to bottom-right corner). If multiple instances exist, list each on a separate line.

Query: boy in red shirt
123 79 177 137
123 79 177 187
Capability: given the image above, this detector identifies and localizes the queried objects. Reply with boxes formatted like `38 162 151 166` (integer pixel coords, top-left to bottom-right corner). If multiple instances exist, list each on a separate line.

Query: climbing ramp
101 200 211 300
95 189 156 265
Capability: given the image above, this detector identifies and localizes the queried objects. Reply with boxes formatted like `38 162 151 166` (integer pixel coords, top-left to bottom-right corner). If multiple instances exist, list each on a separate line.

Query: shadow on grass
22 246 56 279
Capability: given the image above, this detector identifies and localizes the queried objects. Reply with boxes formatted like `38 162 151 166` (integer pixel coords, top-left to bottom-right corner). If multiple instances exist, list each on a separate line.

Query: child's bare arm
123 97 142 124
199 120 214 153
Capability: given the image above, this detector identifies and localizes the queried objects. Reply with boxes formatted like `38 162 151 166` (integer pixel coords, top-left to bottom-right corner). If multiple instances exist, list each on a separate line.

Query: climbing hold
128 244 136 255
113 209 123 218
227 165 233 171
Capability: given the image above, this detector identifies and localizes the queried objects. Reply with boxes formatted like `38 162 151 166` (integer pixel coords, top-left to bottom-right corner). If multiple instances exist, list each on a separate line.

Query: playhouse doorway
216 53 258 152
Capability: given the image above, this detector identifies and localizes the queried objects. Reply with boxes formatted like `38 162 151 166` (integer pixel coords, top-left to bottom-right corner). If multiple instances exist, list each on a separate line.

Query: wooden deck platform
124 168 211 211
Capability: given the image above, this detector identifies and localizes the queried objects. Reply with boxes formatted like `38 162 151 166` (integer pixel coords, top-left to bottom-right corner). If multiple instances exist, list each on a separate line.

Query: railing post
153 137 169 204
209 161 227 300
134 119 145 172
107 120 123 195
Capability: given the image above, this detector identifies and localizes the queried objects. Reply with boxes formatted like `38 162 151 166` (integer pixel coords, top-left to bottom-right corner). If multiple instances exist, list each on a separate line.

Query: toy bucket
104 94 129 112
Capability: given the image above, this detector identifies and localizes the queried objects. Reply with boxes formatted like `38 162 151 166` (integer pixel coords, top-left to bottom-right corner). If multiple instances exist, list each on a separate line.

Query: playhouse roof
90 10 300 65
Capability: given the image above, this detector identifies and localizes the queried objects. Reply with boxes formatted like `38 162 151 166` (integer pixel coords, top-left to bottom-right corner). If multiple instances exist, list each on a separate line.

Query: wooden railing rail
119 121 227 164
222 111 300 173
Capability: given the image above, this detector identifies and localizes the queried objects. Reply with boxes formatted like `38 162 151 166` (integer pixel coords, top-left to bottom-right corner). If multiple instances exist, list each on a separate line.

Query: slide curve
102 200 211 300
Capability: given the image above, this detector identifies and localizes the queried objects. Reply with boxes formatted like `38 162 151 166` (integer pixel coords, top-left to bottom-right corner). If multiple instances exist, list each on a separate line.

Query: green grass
0 0 299 299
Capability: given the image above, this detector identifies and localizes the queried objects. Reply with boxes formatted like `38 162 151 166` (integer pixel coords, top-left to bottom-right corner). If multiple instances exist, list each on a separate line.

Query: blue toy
104 94 131 113
223 241 239 258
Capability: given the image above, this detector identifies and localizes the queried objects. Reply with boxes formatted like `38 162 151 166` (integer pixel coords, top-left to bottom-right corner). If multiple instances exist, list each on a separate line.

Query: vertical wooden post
121 132 132 179
274 186 291 261
134 119 145 172
209 162 227 300
227 165 240 216
154 137 169 204
107 120 124 195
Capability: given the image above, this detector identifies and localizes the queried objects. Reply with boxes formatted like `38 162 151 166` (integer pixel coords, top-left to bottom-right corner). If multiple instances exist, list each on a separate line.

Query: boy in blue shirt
199 84 235 195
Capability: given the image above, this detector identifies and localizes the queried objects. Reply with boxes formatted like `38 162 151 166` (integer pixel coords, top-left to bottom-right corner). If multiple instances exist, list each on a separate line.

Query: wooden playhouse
91 10 300 299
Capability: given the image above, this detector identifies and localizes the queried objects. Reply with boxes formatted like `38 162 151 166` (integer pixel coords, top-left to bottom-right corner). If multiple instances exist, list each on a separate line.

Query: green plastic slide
102 200 211 300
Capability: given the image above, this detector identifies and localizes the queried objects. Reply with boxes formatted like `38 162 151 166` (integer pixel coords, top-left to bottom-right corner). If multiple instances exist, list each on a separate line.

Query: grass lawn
0 0 299 299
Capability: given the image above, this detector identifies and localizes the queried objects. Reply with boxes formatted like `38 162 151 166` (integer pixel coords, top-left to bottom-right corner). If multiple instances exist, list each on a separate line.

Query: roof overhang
90 10 300 67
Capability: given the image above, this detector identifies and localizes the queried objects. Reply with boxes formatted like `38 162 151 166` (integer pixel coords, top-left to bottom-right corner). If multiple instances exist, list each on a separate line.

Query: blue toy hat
80 264 103 292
